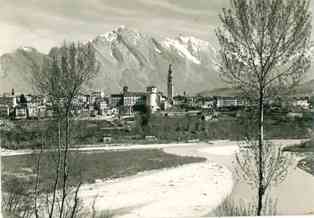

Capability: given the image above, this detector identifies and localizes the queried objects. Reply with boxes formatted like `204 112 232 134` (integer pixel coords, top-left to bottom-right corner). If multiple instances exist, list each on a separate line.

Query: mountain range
0 26 221 95
0 26 313 96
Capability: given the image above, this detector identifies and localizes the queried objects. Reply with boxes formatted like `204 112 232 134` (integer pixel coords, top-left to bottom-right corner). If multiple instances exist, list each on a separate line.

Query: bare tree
235 139 292 214
216 0 312 215
31 41 99 218
2 174 34 218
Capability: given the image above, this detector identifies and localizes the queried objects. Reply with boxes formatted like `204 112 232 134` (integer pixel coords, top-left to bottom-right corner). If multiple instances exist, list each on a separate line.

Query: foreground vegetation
212 196 277 217
1 111 313 150
2 149 205 189
2 149 205 217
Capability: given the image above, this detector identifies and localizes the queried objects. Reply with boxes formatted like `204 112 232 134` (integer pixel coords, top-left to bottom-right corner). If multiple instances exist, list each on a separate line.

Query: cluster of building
173 95 313 112
0 64 313 121
0 65 175 120
109 65 175 115
0 90 53 120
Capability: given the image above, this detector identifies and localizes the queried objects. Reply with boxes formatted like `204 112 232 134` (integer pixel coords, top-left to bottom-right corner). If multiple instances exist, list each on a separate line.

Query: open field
1 113 313 149
2 149 205 193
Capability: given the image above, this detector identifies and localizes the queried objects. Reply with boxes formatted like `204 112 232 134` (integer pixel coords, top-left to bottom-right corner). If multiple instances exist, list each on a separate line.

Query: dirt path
1 142 210 157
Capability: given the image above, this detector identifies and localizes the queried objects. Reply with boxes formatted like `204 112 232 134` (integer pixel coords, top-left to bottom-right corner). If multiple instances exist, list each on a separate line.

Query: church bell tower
167 64 174 102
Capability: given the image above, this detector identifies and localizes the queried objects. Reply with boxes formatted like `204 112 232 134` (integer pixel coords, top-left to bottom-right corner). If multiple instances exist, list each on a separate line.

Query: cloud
0 0 313 55
0 0 231 54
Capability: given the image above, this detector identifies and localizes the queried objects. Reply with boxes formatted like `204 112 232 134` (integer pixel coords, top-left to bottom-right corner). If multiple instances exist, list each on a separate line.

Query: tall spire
168 64 172 76
167 64 174 101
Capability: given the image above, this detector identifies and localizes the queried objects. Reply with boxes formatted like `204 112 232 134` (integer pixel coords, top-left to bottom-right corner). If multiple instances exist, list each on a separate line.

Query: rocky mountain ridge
0 26 221 95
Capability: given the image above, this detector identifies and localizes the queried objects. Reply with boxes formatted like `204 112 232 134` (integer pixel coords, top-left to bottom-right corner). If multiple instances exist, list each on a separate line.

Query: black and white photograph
1 0 314 217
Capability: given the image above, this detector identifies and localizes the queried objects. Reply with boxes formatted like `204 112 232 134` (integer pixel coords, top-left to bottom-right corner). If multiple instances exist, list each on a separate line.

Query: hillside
294 79 314 96
0 47 46 94
198 87 241 97
0 26 222 95
199 80 314 97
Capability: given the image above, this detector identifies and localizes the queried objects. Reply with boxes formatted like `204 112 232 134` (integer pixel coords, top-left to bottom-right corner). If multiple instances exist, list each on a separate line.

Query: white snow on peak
163 37 201 64
116 26 143 45
99 31 118 42
99 26 144 45
178 36 218 54
20 46 34 52
98 26 128 42
178 36 209 47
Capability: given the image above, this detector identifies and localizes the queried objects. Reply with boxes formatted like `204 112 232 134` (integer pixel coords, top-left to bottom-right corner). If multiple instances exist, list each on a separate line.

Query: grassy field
2 149 206 192
1 112 313 150
284 139 314 153
1 119 117 149
146 114 312 141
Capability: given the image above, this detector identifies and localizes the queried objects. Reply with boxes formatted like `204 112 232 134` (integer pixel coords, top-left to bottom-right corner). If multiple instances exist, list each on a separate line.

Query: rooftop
124 92 147 97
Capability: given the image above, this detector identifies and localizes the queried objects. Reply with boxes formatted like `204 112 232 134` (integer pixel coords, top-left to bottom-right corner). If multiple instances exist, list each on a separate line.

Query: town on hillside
1 64 313 122
2 1 314 217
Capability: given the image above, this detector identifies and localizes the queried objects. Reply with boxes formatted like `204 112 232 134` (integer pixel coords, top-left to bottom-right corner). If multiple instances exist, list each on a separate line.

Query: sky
0 0 314 55
0 0 230 55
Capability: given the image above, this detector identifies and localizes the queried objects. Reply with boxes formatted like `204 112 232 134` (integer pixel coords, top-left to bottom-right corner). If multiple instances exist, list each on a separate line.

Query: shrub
213 197 256 217
213 196 277 217
2 174 35 217
94 210 114 218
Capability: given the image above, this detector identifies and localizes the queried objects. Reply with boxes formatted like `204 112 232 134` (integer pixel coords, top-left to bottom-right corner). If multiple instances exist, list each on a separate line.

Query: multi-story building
146 86 161 113
110 86 162 115
0 105 10 118
14 105 27 120
95 98 109 115
121 87 146 114
92 91 105 98
38 105 47 119
90 90 105 105
196 97 215 109
110 94 124 108
0 94 17 110
215 96 246 109
25 94 33 103
27 102 39 119
123 92 146 107
77 94 89 104
291 97 310 110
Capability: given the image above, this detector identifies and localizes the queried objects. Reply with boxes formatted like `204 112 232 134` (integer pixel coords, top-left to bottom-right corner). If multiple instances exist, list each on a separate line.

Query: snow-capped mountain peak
163 37 202 65
18 46 37 52
1 27 222 95
99 30 118 42
97 26 145 45
178 36 209 47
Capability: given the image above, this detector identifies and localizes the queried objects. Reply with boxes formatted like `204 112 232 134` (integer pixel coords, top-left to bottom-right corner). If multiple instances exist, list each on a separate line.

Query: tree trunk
34 142 43 218
60 114 70 218
257 89 264 216
49 120 62 218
